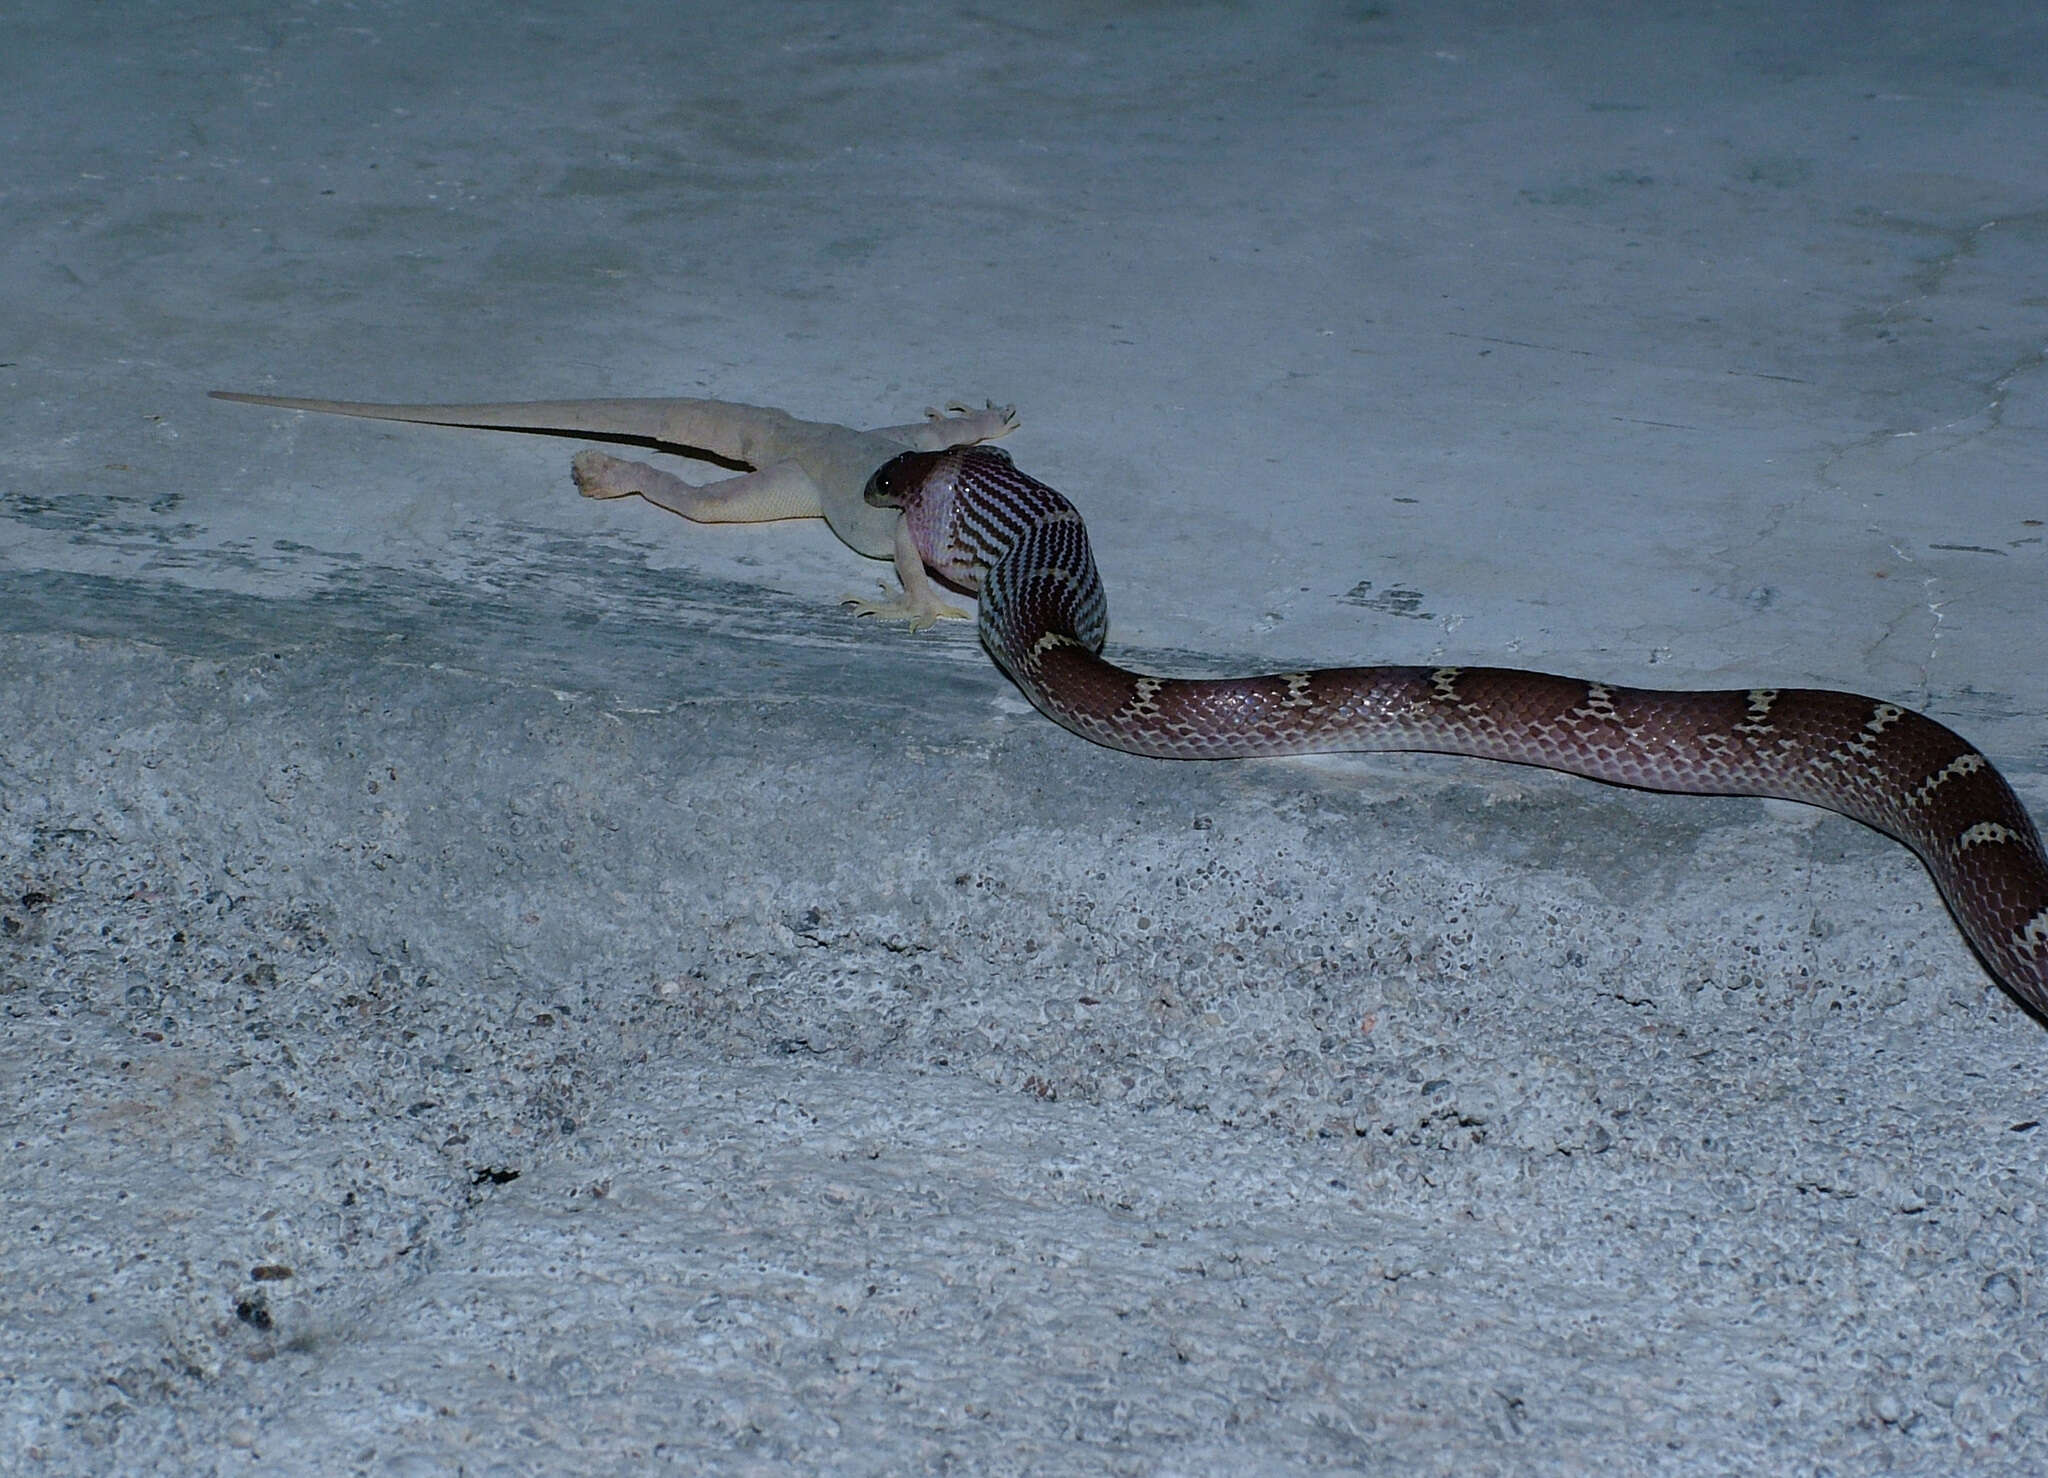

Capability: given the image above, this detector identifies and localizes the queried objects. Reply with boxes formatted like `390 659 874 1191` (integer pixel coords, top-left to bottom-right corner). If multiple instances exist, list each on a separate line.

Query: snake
863 444 2048 1018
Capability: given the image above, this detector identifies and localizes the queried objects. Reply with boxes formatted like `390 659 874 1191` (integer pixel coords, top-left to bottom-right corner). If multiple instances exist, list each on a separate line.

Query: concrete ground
4 2 2047 1473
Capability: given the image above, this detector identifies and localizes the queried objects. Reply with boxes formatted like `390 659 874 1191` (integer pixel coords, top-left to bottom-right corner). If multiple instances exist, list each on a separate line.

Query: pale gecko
209 389 1018 627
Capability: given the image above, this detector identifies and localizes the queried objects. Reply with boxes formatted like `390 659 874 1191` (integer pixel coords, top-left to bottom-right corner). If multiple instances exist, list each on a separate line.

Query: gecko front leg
842 515 970 630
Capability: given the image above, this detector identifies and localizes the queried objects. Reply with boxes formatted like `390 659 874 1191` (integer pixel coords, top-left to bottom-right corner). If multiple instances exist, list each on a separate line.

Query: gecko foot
923 400 1020 443
570 448 646 499
841 587 970 632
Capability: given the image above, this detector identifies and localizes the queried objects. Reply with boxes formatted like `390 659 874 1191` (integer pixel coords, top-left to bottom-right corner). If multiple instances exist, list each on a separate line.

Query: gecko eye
864 450 938 509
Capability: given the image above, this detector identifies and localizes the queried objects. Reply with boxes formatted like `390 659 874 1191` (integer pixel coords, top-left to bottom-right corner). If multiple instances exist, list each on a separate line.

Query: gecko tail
208 391 821 464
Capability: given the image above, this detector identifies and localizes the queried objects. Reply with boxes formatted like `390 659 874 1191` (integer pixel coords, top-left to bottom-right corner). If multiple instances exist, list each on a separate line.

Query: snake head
866 445 1015 512
863 449 945 510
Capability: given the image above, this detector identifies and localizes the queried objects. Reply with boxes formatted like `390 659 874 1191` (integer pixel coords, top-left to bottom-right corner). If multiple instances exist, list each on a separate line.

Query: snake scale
865 444 2048 1018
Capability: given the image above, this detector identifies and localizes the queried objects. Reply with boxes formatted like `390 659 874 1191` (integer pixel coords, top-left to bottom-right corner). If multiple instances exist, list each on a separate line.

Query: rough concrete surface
4 2 2047 1473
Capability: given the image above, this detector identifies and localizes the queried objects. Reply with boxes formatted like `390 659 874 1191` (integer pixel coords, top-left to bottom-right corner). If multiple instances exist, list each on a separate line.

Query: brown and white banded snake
865 444 2048 1019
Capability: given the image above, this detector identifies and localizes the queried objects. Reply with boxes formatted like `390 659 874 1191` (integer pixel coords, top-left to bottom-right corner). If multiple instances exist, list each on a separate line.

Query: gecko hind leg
570 449 826 524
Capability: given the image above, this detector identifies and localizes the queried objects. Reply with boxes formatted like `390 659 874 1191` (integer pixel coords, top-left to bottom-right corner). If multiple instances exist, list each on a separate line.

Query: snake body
864 445 2048 1017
